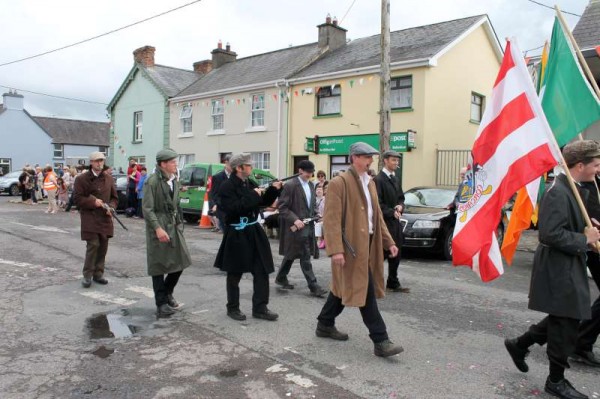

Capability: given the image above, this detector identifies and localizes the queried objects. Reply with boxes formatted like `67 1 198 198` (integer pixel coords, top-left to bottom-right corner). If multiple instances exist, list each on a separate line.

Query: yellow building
287 15 502 189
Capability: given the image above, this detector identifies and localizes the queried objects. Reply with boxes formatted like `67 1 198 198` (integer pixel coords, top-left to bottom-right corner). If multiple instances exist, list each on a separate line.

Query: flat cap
156 148 178 162
89 151 106 161
229 153 253 169
563 140 600 167
297 160 315 172
382 150 401 159
349 142 379 156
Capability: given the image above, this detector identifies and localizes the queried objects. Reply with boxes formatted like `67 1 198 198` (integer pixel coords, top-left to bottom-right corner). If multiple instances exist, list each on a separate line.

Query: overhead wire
0 84 107 105
340 0 358 25
525 0 581 17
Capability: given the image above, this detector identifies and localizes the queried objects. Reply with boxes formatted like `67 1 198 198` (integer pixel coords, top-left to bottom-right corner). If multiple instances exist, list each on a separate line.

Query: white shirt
359 172 374 234
167 174 176 191
299 176 311 208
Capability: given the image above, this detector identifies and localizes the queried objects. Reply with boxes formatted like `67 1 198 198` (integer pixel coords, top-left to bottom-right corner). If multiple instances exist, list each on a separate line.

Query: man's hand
94 199 104 208
293 219 305 230
394 210 402 220
254 188 264 196
388 245 399 258
155 227 170 243
211 205 217 212
332 253 345 268
271 181 283 190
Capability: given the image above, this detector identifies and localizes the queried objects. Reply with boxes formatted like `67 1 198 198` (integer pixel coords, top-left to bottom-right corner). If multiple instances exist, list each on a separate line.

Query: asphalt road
0 196 598 399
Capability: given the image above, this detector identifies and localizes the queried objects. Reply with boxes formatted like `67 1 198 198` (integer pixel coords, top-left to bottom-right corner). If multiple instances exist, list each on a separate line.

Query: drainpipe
275 81 282 176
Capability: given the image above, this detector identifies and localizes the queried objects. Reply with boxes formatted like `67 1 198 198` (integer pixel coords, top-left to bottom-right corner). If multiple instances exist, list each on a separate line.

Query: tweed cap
156 148 178 162
89 151 105 161
563 140 600 167
382 150 401 159
349 142 379 156
297 160 315 172
229 153 253 169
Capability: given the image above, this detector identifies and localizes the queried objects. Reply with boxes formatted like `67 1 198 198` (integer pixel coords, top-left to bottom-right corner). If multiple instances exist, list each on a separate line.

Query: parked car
401 186 506 260
112 173 128 212
0 171 22 196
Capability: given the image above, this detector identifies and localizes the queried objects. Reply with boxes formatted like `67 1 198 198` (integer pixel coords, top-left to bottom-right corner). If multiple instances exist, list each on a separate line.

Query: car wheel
183 214 200 224
442 230 452 261
9 184 20 196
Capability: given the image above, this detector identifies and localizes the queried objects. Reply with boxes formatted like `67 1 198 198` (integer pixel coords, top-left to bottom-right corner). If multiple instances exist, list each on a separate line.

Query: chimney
211 41 237 69
133 45 156 67
2 91 24 111
317 14 347 51
193 59 213 74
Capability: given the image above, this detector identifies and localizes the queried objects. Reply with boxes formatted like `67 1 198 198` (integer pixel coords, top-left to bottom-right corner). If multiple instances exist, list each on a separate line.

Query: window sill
177 133 194 138
132 140 143 144
244 126 267 133
469 119 481 125
313 113 342 119
206 129 226 136
392 108 413 113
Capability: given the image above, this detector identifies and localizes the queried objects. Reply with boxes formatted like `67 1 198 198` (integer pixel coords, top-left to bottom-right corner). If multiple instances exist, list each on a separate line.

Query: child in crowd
56 177 69 209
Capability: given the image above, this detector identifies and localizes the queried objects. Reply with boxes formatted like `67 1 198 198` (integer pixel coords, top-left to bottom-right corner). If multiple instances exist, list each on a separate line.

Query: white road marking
284 373 316 388
266 364 289 373
125 285 155 298
10 221 69 234
79 291 136 306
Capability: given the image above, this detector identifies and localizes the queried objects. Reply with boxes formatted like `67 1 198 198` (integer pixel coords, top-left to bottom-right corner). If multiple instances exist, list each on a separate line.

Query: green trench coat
142 169 191 276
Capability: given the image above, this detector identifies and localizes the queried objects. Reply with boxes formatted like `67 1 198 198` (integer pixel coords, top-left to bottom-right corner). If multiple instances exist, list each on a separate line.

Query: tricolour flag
452 39 561 282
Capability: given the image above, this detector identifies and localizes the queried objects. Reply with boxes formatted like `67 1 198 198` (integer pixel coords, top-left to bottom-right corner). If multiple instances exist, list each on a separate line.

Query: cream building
287 15 502 189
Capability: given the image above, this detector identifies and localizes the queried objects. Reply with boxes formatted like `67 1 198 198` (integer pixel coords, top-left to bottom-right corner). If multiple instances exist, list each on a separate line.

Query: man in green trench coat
143 149 192 317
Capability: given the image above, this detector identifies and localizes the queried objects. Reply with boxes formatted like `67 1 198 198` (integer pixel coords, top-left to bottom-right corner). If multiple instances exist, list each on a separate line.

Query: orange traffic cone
198 189 213 229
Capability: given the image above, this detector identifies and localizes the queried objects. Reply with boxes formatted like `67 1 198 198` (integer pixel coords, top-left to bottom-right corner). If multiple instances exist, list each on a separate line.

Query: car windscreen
179 167 206 186
404 188 455 208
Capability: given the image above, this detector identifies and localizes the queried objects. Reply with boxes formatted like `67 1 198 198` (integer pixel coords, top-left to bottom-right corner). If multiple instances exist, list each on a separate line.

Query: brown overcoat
73 170 118 240
323 167 395 307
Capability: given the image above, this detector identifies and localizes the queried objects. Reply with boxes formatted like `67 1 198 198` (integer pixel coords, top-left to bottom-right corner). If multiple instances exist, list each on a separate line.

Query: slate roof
573 0 600 49
177 43 321 97
32 117 109 146
144 64 201 97
293 15 487 78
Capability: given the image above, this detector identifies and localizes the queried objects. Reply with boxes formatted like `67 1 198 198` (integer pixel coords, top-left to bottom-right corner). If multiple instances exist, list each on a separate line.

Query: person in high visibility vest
43 166 59 214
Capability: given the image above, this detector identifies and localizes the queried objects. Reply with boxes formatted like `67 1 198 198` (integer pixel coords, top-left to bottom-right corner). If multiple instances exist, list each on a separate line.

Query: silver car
0 171 22 196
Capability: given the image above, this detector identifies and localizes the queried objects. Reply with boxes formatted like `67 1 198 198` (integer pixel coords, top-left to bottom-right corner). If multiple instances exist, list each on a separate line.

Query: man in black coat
504 140 600 399
209 154 232 231
275 160 327 297
213 153 282 322
373 150 409 293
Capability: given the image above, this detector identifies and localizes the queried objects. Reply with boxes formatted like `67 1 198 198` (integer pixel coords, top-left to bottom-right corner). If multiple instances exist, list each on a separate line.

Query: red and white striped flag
452 39 561 282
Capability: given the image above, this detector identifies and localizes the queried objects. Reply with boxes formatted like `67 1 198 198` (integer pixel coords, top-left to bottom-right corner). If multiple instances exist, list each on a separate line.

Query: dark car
401 186 505 260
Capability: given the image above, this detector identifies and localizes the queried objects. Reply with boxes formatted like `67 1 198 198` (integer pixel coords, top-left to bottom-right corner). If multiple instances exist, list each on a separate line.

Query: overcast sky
0 0 589 122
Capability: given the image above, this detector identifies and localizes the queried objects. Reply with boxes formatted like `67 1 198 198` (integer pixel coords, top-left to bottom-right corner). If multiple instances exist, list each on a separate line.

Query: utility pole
378 0 391 170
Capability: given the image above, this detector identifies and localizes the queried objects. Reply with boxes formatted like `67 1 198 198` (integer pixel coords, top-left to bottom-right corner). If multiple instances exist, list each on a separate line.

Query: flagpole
555 6 600 98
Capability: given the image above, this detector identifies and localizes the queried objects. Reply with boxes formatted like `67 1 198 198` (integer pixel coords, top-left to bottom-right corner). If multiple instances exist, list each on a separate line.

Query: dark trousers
276 237 317 289
385 251 401 288
30 188 37 203
127 186 137 211
317 270 388 343
83 234 109 279
576 251 600 352
152 271 182 307
65 191 74 211
226 269 270 313
518 315 580 373
136 198 143 217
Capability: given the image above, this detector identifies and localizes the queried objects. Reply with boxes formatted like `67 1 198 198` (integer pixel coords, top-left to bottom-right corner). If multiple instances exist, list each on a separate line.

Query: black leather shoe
252 309 278 321
544 377 588 399
504 338 529 372
374 339 404 357
167 294 183 310
227 309 247 321
571 351 600 368
93 277 108 285
315 323 349 341
157 304 176 317
82 278 91 288
310 285 328 298
275 278 294 289
386 286 411 293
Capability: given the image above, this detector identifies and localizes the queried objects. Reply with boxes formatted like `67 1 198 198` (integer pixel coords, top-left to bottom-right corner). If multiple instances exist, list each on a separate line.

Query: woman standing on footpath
43 166 59 214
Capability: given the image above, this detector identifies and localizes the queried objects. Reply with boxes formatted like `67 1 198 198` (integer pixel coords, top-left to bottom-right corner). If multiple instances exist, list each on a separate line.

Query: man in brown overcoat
315 142 404 358
73 151 118 288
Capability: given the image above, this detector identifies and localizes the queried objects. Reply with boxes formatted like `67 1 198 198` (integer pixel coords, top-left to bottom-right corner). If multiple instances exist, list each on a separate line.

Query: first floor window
177 154 195 167
180 105 193 134
130 156 146 167
250 152 270 170
251 93 265 127
133 111 143 141
391 76 412 109
53 144 64 159
317 85 341 115
99 146 109 157
470 93 484 123
211 99 224 130
0 158 11 175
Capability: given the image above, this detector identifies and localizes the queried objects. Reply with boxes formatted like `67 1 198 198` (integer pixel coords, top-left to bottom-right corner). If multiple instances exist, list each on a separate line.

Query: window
251 94 265 127
391 76 412 109
133 111 143 142
177 154 195 167
180 105 193 134
330 155 350 178
211 99 224 130
219 152 232 163
250 152 270 170
53 144 64 159
0 158 11 175
317 85 341 115
179 166 206 187
99 146 109 158
470 93 484 123
129 156 146 167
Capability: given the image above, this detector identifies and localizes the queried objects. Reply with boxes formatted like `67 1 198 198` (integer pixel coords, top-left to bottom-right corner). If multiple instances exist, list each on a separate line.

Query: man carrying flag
505 141 600 399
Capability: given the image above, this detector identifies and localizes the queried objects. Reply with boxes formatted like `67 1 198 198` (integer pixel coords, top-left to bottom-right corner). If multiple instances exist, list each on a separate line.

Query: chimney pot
226 42 231 51
333 16 338 26
218 40 222 49
326 13 331 24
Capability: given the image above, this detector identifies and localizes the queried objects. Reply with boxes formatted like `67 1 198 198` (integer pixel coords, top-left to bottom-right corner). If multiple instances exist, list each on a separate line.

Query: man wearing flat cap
143 148 191 317
214 153 283 321
316 142 404 357
73 151 118 288
505 140 600 398
374 150 409 293
275 159 328 297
